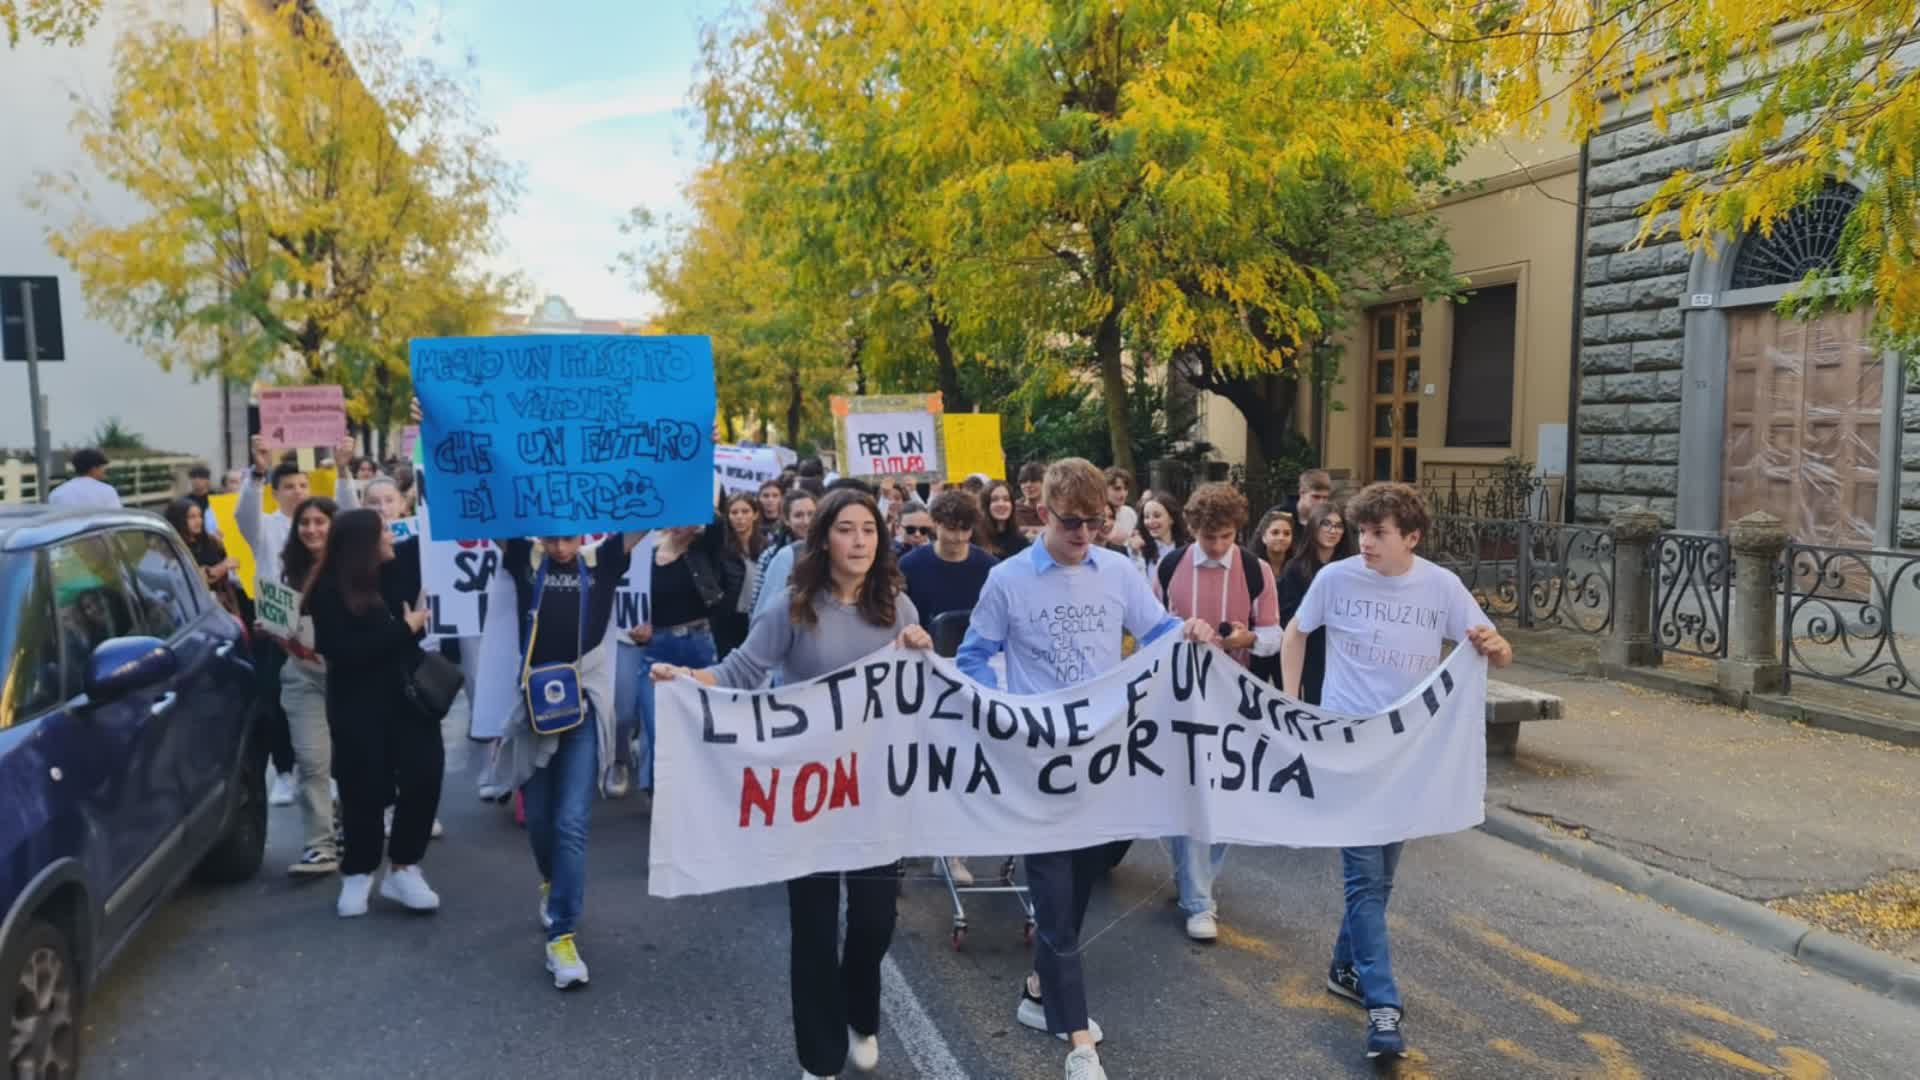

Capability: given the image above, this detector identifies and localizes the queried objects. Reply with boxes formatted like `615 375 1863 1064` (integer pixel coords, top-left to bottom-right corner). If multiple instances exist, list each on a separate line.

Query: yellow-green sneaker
545 933 588 990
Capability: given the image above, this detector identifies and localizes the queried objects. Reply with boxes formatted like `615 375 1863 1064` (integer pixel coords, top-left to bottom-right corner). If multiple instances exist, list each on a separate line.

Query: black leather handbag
404 650 465 721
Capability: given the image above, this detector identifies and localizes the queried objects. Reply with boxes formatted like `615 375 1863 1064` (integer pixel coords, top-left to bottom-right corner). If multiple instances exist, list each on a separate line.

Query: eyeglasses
1048 511 1100 533
903 525 933 537
1320 520 1345 531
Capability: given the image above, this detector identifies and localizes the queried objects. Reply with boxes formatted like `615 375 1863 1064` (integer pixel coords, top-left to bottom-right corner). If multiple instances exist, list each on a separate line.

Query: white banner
714 444 783 494
255 577 300 639
649 637 1487 897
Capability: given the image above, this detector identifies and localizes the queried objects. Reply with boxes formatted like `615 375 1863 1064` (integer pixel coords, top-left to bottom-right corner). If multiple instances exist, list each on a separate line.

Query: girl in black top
632 522 727 797
164 496 244 623
307 508 439 917
974 480 1030 560
1275 501 1353 704
715 493 765 657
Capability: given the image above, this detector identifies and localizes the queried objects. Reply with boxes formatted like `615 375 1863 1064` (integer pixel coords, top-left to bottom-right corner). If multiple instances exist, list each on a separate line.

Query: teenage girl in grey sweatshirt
652 487 931 1080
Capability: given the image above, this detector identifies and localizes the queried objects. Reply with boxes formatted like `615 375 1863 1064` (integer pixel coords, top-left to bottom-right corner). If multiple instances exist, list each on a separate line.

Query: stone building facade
1575 90 1920 550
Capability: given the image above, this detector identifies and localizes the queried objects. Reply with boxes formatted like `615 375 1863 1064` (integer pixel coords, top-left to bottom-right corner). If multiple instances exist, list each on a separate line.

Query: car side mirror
83 637 177 708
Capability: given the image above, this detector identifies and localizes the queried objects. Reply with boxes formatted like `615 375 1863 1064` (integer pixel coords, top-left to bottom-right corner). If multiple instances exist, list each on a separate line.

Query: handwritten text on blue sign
411 335 716 540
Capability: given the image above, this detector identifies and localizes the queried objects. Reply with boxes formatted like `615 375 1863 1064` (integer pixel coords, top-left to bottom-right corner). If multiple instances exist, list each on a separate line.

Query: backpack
1157 543 1266 615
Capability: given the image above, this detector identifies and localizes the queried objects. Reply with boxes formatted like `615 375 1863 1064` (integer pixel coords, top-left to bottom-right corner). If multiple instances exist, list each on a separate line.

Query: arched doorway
1719 183 1880 548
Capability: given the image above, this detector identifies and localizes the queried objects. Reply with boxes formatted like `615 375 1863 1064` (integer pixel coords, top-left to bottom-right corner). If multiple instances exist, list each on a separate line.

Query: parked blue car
0 505 265 1078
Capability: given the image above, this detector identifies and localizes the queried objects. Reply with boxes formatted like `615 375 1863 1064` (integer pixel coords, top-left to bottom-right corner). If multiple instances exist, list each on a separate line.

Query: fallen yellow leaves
1768 870 1920 959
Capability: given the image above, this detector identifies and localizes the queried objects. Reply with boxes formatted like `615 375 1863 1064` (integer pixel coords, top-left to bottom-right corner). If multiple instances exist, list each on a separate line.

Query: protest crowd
93 402 1512 1080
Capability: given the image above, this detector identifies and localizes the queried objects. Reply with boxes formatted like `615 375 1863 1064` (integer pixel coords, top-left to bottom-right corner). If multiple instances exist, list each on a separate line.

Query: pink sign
398 424 420 460
259 386 347 449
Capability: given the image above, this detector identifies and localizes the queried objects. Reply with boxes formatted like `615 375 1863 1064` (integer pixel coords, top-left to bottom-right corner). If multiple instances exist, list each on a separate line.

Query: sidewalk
1488 659 1920 967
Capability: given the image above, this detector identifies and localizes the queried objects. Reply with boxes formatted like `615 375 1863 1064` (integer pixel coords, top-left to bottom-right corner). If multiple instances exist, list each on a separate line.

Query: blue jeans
1167 837 1229 916
522 720 599 941
1332 843 1404 1010
633 629 717 792
613 643 644 772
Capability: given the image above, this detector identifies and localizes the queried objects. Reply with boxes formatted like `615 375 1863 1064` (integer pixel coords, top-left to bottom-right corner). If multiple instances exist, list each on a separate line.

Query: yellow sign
207 493 257 599
942 413 1005 483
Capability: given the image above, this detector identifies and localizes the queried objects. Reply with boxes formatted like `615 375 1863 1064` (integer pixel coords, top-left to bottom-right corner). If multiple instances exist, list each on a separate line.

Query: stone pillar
1718 510 1789 694
1601 507 1662 668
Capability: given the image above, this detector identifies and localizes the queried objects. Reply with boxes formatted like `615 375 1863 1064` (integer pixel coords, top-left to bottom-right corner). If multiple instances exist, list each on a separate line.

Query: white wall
0 2 231 464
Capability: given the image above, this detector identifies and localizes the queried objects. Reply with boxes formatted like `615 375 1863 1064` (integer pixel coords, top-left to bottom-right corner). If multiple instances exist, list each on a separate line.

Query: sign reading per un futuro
410 335 717 541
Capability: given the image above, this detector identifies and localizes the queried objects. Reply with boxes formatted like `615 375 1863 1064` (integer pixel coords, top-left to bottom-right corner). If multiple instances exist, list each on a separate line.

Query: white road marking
881 954 970 1079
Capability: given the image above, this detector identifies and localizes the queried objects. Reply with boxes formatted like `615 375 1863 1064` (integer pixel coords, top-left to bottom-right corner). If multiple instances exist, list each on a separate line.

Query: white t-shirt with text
1292 554 1489 716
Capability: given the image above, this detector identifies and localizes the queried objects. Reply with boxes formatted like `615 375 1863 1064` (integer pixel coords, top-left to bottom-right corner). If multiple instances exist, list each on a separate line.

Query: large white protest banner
649 637 1487 897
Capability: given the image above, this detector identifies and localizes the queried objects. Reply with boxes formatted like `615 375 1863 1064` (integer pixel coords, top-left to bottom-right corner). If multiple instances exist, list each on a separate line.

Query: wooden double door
1722 306 1881 548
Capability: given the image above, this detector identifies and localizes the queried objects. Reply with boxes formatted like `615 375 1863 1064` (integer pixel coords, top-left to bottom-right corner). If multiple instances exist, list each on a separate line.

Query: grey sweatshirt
708 590 920 688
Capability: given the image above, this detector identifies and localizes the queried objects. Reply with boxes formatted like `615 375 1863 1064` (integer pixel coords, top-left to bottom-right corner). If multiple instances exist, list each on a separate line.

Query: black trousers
330 702 444 876
786 865 899 1076
251 635 295 774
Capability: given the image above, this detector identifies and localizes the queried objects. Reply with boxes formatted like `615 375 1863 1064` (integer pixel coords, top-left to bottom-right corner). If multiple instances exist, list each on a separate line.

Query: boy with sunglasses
958 458 1216 1080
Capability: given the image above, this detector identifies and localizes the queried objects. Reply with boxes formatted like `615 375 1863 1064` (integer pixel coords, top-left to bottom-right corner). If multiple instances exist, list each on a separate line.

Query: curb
1478 805 1920 1007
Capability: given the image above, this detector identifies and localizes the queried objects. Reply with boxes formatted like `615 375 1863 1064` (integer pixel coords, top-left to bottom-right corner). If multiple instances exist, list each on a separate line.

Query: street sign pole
20 280 50 501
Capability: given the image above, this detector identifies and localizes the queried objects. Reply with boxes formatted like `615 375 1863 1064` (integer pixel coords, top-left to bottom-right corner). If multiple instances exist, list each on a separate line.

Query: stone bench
1486 680 1563 757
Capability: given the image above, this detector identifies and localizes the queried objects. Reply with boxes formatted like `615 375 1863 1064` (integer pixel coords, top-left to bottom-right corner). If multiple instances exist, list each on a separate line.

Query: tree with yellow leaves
1 0 98 46
35 0 519 428
1404 0 1920 355
683 0 1492 472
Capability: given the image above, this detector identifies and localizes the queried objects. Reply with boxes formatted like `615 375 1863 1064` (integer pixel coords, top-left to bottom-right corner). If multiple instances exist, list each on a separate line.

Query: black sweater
308 570 424 720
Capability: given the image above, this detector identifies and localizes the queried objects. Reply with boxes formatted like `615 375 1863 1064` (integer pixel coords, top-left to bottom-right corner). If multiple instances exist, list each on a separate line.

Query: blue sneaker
1326 963 1362 1005
1365 1007 1406 1059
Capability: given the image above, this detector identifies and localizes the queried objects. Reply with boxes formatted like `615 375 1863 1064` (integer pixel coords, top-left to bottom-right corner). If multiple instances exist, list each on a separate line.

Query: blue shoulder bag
521 556 593 736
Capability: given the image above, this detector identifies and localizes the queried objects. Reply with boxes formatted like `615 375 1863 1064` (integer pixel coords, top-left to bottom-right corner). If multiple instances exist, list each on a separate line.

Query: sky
398 1 730 322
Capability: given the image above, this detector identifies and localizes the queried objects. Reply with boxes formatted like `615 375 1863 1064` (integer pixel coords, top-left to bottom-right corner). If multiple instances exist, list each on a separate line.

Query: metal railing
1650 531 1732 659
0 456 200 508
1427 516 1615 634
1781 543 1920 702
1421 465 1565 523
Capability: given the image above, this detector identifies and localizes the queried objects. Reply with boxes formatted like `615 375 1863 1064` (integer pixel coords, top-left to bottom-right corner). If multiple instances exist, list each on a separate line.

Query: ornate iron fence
1650 531 1731 658
1781 543 1920 701
1427 516 1615 634
1523 522 1615 634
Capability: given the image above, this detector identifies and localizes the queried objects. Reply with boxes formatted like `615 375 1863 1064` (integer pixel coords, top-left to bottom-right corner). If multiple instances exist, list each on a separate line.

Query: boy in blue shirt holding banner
958 458 1216 1080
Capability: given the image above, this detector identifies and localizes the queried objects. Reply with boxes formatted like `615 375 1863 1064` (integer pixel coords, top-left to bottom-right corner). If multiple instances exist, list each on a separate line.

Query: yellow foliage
34 0 518 430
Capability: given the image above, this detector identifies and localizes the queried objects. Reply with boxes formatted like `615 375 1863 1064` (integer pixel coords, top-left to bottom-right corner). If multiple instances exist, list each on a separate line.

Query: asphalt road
80 753 1919 1079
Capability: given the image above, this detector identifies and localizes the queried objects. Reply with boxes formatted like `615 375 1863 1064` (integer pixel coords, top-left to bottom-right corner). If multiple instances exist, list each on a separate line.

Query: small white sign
255 577 301 639
1689 293 1715 308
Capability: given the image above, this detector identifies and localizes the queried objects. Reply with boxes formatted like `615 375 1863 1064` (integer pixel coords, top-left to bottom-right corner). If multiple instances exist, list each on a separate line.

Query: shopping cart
927 608 1035 951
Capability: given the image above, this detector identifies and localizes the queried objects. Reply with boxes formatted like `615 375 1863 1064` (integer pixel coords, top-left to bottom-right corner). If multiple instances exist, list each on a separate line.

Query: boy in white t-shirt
1280 482 1512 1061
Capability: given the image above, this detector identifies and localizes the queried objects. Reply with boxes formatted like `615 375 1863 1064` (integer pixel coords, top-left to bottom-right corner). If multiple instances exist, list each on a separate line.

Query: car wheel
8 919 80 1080
193 732 267 885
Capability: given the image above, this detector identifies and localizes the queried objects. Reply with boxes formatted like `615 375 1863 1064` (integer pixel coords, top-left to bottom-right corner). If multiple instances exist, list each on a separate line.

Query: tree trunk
786 363 803 448
1096 306 1132 473
929 309 968 412
722 412 737 444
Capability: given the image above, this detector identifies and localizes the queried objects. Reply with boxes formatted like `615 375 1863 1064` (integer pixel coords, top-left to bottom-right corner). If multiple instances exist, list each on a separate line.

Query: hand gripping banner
649 637 1487 897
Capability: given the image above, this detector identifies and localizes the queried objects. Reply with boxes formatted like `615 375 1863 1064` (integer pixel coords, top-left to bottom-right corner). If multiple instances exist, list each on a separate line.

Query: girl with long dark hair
715 492 767 657
164 496 242 621
1127 489 1187 579
974 479 1029 560
1276 501 1353 703
1246 507 1297 687
272 496 342 879
306 509 440 917
651 489 933 1080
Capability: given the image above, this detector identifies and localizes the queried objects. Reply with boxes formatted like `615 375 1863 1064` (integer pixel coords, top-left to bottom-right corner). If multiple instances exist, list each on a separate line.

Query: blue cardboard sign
410 334 715 540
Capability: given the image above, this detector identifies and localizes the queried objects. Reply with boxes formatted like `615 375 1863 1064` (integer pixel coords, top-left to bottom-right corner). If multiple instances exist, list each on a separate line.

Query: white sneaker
1064 1045 1106 1080
538 881 554 931
800 1072 836 1080
1017 984 1105 1044
1185 910 1219 942
336 874 372 918
379 866 441 912
545 934 589 990
430 817 445 839
847 1026 878 1072
268 771 296 807
945 856 974 886
287 846 339 877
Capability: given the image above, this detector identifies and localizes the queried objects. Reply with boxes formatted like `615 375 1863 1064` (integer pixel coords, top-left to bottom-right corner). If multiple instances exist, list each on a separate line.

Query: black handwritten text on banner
649 638 1487 897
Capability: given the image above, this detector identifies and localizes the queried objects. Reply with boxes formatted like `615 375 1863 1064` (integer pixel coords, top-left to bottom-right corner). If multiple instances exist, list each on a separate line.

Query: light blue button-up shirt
958 540 1180 693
